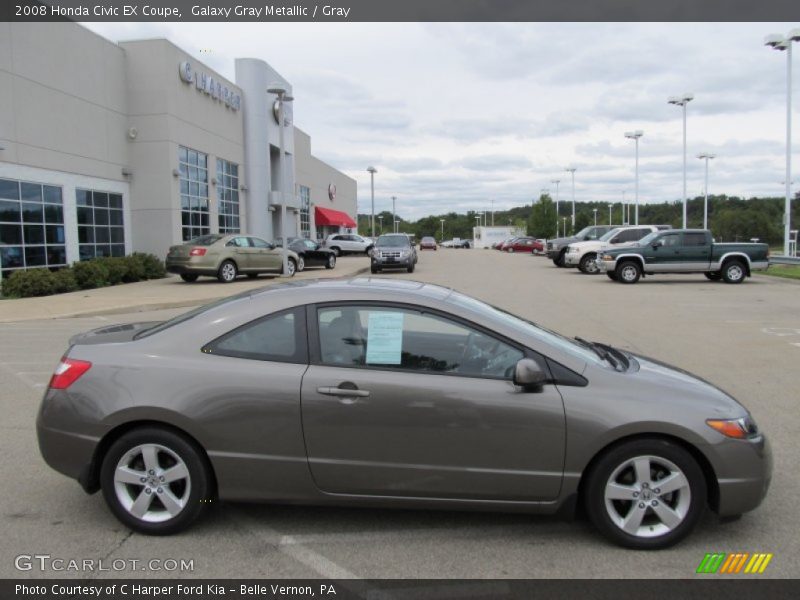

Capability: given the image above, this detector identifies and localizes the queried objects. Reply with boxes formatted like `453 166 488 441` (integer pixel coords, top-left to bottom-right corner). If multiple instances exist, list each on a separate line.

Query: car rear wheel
325 255 336 269
100 427 212 535
246 273 259 279
217 260 237 283
330 246 341 257
179 274 198 283
507 248 515 253
584 438 706 549
297 256 305 272
721 260 746 284
704 272 722 281
607 272 618 281
579 253 599 274
617 261 641 284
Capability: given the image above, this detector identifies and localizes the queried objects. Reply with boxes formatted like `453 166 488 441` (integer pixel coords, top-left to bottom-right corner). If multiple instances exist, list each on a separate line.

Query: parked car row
544 225 769 284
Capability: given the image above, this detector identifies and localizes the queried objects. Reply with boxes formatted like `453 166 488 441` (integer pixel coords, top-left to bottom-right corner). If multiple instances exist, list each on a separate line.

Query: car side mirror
513 358 547 389
652 240 663 248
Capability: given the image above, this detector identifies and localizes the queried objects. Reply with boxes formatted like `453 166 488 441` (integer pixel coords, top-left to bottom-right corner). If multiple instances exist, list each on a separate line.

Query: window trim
307 300 548 382
201 306 309 364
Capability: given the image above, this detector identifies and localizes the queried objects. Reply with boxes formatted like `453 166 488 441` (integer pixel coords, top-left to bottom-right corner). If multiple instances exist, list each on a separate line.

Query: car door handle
317 386 370 398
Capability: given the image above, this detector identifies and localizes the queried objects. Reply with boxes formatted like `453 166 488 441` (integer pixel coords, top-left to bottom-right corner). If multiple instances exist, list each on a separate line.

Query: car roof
247 277 452 303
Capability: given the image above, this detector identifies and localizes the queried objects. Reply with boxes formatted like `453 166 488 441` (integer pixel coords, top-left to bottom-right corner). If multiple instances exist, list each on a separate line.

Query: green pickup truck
598 229 769 284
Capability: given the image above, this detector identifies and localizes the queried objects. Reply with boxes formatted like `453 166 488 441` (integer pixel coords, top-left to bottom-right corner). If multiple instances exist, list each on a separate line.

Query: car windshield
638 231 660 246
448 291 606 366
598 228 623 242
376 235 409 247
188 234 224 246
573 226 594 239
422 237 435 243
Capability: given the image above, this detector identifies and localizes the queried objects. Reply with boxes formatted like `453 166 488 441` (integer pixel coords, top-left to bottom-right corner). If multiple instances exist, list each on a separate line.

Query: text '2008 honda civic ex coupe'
37 278 771 549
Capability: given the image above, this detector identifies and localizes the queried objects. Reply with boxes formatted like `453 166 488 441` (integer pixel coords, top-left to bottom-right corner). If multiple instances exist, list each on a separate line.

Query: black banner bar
2 579 798 600
4 0 800 22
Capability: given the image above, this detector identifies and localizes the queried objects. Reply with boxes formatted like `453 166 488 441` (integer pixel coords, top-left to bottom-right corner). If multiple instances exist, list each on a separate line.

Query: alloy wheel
220 262 236 282
603 455 691 539
113 444 191 523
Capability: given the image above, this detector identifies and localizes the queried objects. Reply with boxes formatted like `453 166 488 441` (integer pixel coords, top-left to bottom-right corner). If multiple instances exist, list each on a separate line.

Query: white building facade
0 22 356 280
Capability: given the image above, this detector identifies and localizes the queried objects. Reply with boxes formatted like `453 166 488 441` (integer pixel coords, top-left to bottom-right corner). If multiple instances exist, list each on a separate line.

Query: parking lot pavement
0 255 370 323
1 249 798 579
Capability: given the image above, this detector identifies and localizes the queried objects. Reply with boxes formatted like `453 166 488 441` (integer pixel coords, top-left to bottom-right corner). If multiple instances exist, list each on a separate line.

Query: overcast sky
84 22 799 220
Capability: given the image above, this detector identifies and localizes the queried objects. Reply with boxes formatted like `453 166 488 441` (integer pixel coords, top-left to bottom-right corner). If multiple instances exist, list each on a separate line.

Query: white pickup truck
563 225 671 273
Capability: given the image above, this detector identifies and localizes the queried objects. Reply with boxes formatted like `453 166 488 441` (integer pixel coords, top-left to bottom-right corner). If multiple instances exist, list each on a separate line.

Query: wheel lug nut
148 469 155 475
633 492 639 498
638 503 645 509
145 488 151 494
157 487 163 494
140 477 147 483
642 482 649 488
652 500 659 506
654 488 660 494
159 476 165 482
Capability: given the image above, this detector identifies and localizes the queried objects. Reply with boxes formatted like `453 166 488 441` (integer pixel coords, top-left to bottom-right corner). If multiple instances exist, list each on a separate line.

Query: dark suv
370 234 418 273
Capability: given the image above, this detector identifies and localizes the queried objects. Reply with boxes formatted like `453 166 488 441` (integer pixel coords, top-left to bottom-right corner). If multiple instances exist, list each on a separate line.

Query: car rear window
133 292 251 340
189 234 225 246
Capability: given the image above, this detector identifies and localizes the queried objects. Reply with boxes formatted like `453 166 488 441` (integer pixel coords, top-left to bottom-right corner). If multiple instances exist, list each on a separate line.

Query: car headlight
706 416 759 439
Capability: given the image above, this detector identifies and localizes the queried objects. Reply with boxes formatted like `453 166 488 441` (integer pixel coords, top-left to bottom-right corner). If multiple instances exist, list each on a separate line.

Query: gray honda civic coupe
37 278 771 548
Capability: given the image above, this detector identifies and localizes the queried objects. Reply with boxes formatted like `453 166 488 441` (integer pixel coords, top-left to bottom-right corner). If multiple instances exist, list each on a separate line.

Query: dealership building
0 22 357 279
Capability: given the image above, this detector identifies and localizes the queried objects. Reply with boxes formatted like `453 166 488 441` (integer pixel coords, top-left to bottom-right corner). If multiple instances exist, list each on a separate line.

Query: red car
495 237 518 251
504 237 544 254
420 236 438 250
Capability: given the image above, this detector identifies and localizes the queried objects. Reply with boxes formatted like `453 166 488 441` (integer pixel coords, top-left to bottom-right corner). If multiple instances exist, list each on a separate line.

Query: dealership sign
178 61 241 111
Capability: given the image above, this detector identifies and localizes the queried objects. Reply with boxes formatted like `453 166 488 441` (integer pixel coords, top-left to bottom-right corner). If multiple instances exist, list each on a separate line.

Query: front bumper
597 258 616 273
372 255 413 269
564 253 581 266
709 434 773 516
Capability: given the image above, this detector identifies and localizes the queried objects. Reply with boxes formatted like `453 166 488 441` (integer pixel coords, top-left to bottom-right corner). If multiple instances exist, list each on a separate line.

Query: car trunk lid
68 322 161 346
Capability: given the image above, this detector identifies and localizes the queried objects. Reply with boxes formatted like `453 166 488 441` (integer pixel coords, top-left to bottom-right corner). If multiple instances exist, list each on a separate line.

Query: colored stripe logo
696 553 773 574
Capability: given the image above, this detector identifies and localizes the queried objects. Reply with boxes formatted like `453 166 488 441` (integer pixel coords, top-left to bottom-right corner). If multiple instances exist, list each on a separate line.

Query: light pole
565 167 576 232
267 84 293 277
366 166 377 237
765 30 800 256
394 219 400 233
491 199 495 226
697 153 716 229
440 218 445 241
622 190 628 224
562 217 567 237
668 94 694 228
378 215 384 234
608 203 613 225
391 195 396 233
551 179 561 238
593 208 598 226
624 130 644 225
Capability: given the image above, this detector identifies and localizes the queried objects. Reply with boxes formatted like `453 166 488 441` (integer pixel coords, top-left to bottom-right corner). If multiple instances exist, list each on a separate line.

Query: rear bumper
165 259 217 276
37 417 99 491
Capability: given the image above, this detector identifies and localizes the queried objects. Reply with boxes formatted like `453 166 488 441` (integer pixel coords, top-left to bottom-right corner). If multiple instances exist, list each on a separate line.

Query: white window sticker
365 312 404 365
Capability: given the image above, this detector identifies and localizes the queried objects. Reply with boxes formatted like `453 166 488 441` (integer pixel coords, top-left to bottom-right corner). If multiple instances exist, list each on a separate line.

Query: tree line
357 193 799 247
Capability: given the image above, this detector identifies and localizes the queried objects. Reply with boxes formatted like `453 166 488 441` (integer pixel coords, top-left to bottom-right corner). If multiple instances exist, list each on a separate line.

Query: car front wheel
579 253 599 274
100 427 212 535
217 260 237 283
617 261 641 284
325 255 336 269
283 258 297 277
584 438 706 549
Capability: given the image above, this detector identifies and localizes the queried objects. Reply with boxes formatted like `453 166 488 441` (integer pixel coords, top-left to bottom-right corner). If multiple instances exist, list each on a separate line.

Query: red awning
315 206 356 228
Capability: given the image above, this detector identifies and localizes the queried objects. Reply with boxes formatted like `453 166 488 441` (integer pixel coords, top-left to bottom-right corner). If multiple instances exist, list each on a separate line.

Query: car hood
602 245 643 256
568 240 608 252
549 236 579 246
631 353 746 416
69 322 161 346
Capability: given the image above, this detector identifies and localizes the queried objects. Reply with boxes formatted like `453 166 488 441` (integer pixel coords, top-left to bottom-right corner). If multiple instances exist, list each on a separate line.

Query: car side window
683 232 707 246
661 234 681 247
317 305 524 379
249 237 270 248
227 237 250 247
204 307 307 363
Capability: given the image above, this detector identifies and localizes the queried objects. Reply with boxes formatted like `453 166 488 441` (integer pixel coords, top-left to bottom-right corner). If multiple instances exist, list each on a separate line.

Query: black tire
283 258 297 277
325 255 336 269
556 250 567 267
704 272 721 281
407 262 415 273
179 274 198 283
579 253 599 274
607 271 618 281
617 260 641 284
365 245 374 256
584 438 707 549
370 266 379 274
330 246 341 257
100 427 212 536
246 273 259 279
296 256 305 272
217 260 237 283
721 260 746 284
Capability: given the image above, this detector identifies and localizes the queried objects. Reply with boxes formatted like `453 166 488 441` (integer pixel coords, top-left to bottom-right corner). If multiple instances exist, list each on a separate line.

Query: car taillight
189 248 206 256
49 357 92 390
